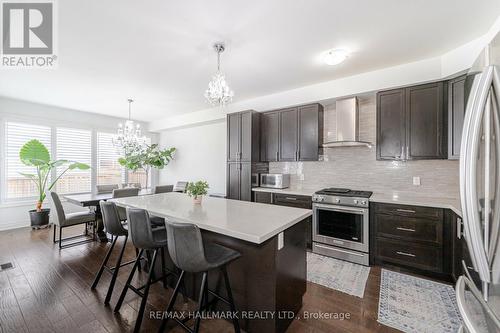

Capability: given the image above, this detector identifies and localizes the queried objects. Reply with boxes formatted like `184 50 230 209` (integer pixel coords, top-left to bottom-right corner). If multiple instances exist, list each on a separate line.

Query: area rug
306 251 370 298
378 269 462 333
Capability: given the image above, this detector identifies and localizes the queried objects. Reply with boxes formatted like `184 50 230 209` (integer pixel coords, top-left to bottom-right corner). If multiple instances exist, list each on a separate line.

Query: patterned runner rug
378 269 462 332
306 251 370 298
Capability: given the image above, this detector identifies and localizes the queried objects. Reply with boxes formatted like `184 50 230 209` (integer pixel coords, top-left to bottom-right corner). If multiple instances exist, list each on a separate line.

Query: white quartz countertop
111 192 312 244
252 187 462 217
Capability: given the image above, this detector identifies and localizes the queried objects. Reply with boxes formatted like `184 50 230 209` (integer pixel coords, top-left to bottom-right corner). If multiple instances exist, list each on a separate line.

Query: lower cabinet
370 202 453 281
253 192 313 249
227 163 251 201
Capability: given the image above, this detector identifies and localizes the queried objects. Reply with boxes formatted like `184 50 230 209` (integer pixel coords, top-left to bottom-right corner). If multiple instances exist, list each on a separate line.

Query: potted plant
118 143 176 188
19 139 90 229
186 181 209 204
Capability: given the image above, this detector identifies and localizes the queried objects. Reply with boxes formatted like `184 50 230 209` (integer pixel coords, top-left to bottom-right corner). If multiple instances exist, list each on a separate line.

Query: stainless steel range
312 188 372 266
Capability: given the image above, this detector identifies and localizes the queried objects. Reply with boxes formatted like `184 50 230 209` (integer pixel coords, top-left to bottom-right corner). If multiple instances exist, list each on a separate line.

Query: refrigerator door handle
456 275 500 333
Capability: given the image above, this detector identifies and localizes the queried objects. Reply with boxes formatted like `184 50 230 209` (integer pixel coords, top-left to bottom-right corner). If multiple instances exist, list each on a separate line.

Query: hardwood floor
0 225 399 333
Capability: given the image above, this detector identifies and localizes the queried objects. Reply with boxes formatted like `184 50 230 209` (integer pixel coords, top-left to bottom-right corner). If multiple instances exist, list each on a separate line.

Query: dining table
63 189 152 241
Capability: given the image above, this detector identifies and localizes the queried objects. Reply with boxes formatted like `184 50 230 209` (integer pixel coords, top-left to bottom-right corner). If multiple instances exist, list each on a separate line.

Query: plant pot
193 196 203 204
29 208 50 229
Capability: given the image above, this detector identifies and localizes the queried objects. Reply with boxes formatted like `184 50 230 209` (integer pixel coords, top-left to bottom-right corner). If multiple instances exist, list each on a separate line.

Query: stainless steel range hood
322 97 372 148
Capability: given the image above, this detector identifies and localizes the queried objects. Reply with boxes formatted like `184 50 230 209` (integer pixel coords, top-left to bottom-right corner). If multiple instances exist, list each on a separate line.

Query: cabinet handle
396 209 416 213
295 151 298 160
276 151 279 161
406 146 409 159
285 197 297 201
396 227 416 232
396 251 416 258
457 217 462 239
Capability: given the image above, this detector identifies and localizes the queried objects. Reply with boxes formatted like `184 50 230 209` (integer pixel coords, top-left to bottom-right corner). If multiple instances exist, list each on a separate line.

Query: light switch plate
278 232 284 250
413 176 421 186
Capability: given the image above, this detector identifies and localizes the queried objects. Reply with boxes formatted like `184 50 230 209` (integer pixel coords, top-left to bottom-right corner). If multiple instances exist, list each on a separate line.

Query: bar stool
114 208 175 333
159 221 241 333
91 201 140 305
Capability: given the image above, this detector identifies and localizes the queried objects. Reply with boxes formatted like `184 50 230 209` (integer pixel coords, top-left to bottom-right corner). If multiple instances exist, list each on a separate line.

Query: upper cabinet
227 110 261 162
448 75 466 159
261 103 324 162
377 82 447 160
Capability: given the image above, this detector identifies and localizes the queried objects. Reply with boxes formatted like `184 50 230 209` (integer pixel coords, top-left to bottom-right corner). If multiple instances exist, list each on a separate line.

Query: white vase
193 195 202 204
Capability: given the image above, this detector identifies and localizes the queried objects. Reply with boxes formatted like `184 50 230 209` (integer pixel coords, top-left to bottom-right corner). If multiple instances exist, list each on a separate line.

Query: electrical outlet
413 176 421 186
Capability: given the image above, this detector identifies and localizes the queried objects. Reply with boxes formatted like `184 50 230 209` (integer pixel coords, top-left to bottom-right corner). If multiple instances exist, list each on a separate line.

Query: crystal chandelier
113 98 147 151
204 43 234 106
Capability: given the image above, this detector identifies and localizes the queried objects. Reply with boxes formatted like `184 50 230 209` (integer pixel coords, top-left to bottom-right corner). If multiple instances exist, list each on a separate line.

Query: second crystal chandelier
204 42 234 107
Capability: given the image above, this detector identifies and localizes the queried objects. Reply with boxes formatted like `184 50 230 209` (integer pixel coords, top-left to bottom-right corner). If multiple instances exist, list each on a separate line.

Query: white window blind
97 132 124 186
5 122 51 199
55 127 92 194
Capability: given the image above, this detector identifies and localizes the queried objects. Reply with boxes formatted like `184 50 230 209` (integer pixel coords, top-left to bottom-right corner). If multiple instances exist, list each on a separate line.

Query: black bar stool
159 221 241 333
114 208 176 333
91 201 140 304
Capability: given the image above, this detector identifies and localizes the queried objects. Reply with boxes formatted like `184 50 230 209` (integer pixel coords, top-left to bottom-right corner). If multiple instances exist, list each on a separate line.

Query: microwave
260 174 290 189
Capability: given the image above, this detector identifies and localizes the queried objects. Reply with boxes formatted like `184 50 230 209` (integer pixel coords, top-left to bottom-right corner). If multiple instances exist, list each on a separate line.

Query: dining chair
121 183 142 189
49 191 97 249
154 185 174 194
173 181 189 193
96 184 119 194
114 208 179 333
159 221 241 333
112 188 140 221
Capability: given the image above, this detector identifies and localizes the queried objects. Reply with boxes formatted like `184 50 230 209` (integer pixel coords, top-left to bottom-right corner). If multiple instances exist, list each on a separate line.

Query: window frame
0 116 154 204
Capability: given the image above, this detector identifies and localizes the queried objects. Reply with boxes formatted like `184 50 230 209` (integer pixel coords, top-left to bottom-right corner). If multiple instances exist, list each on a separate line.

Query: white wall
0 96 157 231
158 120 227 195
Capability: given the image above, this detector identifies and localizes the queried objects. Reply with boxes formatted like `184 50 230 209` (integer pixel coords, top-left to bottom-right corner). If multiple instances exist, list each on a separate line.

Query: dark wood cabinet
261 103 323 162
298 104 324 161
371 202 452 281
254 193 313 249
254 191 273 204
377 82 447 160
226 110 265 201
261 112 280 162
279 108 299 161
377 89 406 160
227 110 260 162
448 75 466 159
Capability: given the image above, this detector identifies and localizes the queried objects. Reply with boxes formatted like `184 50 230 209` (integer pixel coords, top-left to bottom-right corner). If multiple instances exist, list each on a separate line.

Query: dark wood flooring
0 225 400 333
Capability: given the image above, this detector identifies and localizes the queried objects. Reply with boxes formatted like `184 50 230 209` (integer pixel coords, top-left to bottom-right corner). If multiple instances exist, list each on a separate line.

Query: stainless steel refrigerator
456 31 500 332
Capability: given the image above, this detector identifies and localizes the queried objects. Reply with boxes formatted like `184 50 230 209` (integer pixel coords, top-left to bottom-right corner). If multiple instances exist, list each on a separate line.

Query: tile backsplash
269 95 459 198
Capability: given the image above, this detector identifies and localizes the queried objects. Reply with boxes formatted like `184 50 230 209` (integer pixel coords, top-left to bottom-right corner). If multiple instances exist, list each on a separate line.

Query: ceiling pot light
323 49 350 65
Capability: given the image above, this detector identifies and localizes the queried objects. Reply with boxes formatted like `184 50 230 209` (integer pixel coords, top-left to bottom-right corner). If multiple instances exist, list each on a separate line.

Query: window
127 137 152 188
55 128 92 194
5 122 51 199
97 132 124 186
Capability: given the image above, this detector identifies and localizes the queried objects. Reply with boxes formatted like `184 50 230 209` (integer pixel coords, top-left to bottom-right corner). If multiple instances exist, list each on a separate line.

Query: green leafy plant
19 139 90 211
186 181 209 197
118 143 176 188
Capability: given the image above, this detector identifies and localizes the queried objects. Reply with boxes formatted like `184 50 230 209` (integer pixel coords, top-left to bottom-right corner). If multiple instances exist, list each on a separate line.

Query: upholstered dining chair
173 181 189 193
153 185 174 194
112 188 140 221
49 191 97 249
96 184 119 194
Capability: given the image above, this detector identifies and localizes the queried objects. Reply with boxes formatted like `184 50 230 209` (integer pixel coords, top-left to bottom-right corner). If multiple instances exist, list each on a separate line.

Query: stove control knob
335 198 340 203
361 200 367 206
353 199 359 205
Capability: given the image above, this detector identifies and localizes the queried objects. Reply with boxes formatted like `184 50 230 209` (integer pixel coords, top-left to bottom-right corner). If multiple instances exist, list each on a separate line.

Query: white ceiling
1 0 499 121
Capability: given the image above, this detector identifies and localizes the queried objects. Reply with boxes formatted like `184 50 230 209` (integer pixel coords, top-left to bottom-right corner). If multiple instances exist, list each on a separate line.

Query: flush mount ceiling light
323 48 350 66
204 42 234 107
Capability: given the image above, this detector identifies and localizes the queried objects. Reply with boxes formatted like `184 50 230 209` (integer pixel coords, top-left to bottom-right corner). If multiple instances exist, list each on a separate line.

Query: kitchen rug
378 269 462 333
306 251 370 298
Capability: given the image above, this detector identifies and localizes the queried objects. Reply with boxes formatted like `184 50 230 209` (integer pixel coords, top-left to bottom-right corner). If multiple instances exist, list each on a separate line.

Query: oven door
312 203 369 253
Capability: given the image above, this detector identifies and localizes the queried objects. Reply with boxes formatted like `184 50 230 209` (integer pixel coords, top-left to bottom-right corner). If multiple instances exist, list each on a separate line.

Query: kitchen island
112 192 312 333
